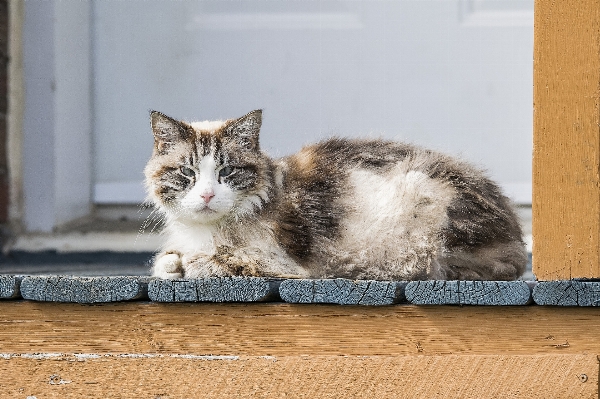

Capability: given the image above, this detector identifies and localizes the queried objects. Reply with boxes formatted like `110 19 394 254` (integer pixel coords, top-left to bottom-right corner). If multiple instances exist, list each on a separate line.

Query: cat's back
278 136 470 193
275 137 427 215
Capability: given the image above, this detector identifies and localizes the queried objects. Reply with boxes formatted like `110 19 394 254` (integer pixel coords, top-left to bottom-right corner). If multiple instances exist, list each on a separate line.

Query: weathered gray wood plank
533 281 600 306
405 280 532 305
279 279 407 305
20 276 149 303
148 277 282 302
0 275 22 299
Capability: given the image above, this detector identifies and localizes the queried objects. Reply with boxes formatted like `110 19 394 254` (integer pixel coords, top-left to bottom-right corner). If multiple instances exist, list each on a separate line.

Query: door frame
10 1 93 233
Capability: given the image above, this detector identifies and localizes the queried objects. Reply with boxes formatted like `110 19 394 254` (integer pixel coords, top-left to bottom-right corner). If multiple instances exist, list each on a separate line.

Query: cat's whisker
139 206 159 230
137 205 171 245
135 202 155 244
148 215 167 235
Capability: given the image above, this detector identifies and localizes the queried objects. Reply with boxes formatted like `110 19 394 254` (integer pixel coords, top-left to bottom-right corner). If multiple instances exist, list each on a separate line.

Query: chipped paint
0 352 240 361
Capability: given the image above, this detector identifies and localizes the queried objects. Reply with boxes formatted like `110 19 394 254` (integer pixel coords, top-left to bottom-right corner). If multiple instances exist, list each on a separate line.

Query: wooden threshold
1 302 599 356
0 302 598 398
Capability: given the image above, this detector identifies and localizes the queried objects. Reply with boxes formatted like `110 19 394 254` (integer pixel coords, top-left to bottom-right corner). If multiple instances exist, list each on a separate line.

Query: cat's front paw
153 252 184 279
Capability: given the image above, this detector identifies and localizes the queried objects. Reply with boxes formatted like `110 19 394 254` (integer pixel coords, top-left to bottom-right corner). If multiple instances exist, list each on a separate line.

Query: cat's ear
150 111 191 144
224 109 262 150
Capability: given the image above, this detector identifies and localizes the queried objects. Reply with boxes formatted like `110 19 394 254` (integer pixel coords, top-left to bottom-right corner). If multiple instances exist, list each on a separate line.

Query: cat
145 109 527 281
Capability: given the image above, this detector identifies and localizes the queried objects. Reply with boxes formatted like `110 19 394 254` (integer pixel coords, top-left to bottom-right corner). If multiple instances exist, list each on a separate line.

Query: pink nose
201 192 215 204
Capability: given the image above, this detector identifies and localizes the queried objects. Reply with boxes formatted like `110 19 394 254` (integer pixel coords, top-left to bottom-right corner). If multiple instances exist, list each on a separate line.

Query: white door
92 0 533 204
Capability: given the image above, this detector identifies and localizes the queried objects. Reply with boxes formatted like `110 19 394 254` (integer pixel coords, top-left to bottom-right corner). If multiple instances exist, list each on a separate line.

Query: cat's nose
201 192 215 204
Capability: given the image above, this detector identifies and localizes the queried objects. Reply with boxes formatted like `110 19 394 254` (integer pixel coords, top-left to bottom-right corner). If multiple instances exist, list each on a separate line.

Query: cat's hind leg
437 241 528 281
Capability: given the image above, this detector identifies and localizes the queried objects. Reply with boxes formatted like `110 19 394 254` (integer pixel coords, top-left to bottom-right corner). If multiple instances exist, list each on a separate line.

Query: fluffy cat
145 109 527 281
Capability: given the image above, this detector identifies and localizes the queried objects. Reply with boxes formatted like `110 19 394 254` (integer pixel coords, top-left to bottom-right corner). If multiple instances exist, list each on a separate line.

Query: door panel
92 0 533 204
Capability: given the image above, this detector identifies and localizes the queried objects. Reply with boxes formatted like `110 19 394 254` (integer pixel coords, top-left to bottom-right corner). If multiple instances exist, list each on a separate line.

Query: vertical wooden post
533 0 600 280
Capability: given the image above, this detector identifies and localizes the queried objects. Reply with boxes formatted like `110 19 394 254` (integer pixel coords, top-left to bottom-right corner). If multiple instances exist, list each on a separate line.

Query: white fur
157 217 308 279
162 219 216 256
334 162 456 280
154 219 218 278
235 188 270 217
153 253 184 279
178 154 237 223
185 233 309 279
190 120 225 131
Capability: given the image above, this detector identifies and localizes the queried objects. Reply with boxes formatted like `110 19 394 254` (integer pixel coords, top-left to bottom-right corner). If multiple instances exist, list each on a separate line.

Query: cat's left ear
224 110 262 150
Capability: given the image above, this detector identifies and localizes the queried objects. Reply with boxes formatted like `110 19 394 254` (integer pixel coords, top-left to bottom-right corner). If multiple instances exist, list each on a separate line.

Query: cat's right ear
150 111 191 146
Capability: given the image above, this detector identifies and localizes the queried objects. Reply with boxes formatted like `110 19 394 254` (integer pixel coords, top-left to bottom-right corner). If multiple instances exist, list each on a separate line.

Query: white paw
153 253 183 279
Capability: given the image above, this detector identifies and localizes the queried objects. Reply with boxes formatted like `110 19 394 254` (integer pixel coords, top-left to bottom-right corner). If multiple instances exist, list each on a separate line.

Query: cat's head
144 110 272 223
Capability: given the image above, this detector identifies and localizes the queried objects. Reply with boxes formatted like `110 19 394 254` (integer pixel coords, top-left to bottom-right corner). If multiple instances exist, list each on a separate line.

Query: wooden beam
1 302 599 356
0 302 598 397
1 354 596 398
533 0 600 279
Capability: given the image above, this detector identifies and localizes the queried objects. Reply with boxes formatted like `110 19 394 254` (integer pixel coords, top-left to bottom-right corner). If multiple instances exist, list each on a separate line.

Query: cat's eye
218 166 234 179
180 166 195 177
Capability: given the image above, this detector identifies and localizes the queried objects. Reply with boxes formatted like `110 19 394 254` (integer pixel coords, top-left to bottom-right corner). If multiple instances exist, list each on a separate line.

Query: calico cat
145 109 527 281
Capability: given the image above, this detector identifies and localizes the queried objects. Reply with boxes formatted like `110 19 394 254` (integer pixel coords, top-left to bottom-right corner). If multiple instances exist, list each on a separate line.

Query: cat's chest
163 219 276 255
164 222 217 255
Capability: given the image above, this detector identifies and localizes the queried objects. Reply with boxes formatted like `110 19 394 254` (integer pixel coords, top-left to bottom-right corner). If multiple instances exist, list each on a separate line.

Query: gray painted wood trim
148 277 282 302
20 276 149 303
405 280 533 305
279 279 407 305
0 275 22 299
533 281 600 306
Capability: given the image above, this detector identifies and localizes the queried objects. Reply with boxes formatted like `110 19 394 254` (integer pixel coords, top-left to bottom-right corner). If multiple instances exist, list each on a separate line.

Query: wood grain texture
20 276 149 303
148 277 281 302
405 280 532 305
1 302 600 356
533 281 600 306
0 354 596 399
0 275 21 299
279 279 407 305
533 0 600 279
